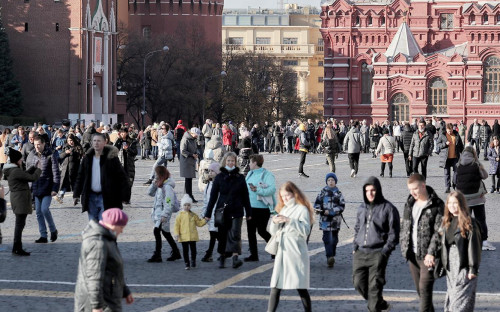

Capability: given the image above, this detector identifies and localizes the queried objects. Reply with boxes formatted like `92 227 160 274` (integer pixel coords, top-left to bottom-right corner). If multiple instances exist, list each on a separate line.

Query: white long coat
269 199 311 290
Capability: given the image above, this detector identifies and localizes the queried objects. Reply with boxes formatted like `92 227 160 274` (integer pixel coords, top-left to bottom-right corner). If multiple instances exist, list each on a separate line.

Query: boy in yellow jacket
174 194 206 270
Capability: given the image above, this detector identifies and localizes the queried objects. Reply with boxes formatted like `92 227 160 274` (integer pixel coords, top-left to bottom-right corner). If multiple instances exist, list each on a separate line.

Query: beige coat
0 134 8 164
270 199 311 290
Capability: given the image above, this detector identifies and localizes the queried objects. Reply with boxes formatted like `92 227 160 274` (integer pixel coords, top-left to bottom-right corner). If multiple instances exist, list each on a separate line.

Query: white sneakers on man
350 169 355 178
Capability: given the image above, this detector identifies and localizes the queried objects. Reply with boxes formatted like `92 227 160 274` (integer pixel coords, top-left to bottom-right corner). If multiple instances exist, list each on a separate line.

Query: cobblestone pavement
0 151 499 311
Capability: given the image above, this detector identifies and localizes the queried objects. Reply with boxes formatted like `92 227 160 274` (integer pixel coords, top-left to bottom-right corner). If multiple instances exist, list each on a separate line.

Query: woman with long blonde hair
268 181 313 312
440 191 482 312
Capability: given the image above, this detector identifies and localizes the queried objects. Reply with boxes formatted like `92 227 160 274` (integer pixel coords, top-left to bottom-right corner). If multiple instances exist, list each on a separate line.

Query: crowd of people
0 115 497 311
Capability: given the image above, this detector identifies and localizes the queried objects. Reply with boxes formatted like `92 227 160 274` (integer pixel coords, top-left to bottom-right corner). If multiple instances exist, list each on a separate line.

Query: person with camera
401 174 444 312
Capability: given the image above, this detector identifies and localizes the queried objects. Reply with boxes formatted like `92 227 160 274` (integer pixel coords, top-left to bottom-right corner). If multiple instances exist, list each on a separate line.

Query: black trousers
444 158 458 188
408 251 435 312
217 217 242 256
348 153 360 174
185 178 193 199
206 231 218 255
380 162 393 175
403 152 413 176
246 208 271 257
491 174 500 191
412 156 429 179
470 204 488 241
181 241 197 265
268 288 311 312
153 227 179 254
298 151 307 173
287 137 293 153
470 138 481 156
13 214 28 249
353 250 389 312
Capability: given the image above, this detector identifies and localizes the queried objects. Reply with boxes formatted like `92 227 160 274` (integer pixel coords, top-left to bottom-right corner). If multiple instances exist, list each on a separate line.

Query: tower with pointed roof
320 0 500 126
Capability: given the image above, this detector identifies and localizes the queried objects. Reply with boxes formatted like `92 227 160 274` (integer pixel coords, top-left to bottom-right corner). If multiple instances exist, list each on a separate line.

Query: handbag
214 203 227 227
265 224 284 255
433 257 446 279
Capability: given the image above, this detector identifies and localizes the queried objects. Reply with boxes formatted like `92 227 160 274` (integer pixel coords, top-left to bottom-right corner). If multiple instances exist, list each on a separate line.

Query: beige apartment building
222 8 325 116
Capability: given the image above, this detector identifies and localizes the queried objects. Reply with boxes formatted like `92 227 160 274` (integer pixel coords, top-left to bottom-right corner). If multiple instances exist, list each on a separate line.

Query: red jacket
222 128 234 146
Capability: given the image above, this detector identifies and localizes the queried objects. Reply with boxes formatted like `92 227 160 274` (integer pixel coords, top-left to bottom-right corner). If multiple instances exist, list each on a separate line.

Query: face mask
225 166 235 171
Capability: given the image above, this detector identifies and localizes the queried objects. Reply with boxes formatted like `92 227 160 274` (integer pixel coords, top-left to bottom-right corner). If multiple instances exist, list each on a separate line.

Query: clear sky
224 0 321 9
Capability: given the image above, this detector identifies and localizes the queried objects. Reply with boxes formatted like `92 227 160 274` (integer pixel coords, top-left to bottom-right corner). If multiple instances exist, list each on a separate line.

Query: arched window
484 56 500 103
380 16 385 26
355 16 360 26
367 16 372 25
361 62 373 104
391 93 410 122
428 77 447 114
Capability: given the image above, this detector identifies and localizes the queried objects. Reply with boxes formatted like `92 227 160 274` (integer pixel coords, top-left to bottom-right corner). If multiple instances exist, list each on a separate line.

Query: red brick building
320 0 500 125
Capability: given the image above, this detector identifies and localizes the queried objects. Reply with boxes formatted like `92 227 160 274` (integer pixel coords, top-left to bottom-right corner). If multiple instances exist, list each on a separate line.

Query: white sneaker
482 240 496 251
353 173 357 178
350 169 355 178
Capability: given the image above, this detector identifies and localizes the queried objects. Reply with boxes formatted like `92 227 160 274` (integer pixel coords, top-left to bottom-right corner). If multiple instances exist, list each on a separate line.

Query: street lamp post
202 71 227 123
142 46 169 128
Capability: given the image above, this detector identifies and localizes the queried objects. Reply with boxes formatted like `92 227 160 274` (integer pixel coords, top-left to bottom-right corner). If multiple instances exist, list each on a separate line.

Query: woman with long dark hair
55 134 83 203
268 181 314 312
439 191 482 312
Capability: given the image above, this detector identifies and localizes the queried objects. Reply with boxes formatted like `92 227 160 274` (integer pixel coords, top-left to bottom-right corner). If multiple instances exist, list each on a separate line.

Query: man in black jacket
114 128 138 204
353 177 400 312
401 174 444 312
401 122 414 177
73 133 130 221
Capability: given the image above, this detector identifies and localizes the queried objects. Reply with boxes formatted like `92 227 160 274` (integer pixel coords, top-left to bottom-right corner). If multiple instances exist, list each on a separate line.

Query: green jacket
2 164 41 215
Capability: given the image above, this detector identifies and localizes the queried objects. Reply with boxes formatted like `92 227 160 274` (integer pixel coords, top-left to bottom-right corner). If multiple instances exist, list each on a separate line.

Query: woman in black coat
55 134 83 203
204 152 252 269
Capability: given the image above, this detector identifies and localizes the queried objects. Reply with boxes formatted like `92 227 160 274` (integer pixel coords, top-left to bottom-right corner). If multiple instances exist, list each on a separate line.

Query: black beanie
8 149 22 164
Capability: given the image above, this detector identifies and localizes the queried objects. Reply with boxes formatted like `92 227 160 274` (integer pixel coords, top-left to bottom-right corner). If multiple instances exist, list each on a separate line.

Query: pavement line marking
150 238 353 312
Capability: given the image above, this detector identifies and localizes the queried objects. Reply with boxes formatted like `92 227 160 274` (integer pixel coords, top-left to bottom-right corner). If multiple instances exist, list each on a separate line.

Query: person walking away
146 166 182 262
401 174 444 312
436 124 464 193
360 120 370 153
393 121 402 152
204 152 252 269
74 209 134 311
369 123 381 158
200 163 220 262
376 129 396 178
174 195 207 270
456 146 496 251
297 123 311 178
401 122 414 177
151 126 159 160
174 120 188 160
268 181 313 312
487 136 500 193
285 120 295 153
143 124 174 186
26 135 60 243
244 154 276 262
492 119 500 140
114 128 138 204
2 149 42 255
73 133 130 221
467 119 481 158
344 121 362 177
314 173 345 268
322 120 339 172
409 119 433 179
353 177 400 312
222 124 234 152
180 128 200 203
202 119 213 147
439 191 482 312
480 120 492 161
457 120 467 148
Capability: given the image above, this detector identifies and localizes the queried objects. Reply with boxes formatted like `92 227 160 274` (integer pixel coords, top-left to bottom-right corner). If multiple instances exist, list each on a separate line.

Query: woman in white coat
268 181 314 312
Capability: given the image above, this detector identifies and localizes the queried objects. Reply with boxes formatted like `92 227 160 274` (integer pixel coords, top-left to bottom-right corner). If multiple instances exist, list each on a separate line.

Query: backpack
174 127 185 141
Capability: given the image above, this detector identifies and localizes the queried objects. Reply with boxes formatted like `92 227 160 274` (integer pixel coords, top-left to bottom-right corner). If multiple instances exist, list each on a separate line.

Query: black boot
244 254 259 262
232 255 243 269
166 249 181 261
143 179 153 186
201 251 213 262
191 260 196 268
50 230 58 242
12 243 30 256
219 256 226 269
147 251 162 263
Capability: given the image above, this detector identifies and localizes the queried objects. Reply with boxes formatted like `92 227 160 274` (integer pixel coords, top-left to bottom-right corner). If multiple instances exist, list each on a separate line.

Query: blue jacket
245 167 276 209
314 186 345 231
26 147 61 197
52 135 67 157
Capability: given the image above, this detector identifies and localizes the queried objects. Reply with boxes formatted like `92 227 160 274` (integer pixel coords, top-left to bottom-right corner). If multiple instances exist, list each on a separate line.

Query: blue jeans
322 230 339 258
152 146 158 159
34 196 57 238
88 192 104 222
150 155 169 179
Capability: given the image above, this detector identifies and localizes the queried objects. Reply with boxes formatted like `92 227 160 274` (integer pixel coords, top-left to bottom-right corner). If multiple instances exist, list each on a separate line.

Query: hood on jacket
362 176 385 205
85 145 119 159
165 177 176 189
82 220 115 241
206 136 222 149
2 163 19 179
459 150 475 166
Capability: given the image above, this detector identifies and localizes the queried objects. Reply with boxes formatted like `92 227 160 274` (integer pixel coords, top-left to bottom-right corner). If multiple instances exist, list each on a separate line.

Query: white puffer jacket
148 177 179 232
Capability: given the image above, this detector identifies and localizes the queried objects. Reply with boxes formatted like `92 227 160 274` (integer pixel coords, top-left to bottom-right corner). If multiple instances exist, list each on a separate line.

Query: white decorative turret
384 22 423 62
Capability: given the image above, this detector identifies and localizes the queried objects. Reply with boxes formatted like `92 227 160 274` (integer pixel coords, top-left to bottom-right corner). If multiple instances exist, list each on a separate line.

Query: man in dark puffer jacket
401 122 414 177
26 135 60 243
401 174 444 312
353 177 400 312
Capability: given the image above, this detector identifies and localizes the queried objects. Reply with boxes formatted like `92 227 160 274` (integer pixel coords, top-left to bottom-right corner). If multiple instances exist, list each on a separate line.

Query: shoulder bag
265 223 284 255
214 202 227 227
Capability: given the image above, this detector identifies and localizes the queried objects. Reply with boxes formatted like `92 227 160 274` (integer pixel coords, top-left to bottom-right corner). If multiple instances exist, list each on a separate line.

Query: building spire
384 21 423 62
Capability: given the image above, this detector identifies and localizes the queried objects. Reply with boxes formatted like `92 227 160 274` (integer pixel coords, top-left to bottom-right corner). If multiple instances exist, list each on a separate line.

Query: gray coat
74 221 131 312
343 128 362 153
376 135 396 155
179 132 198 178
409 130 434 158
487 146 500 174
